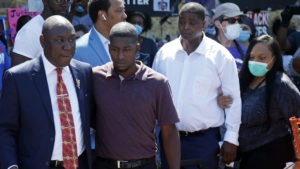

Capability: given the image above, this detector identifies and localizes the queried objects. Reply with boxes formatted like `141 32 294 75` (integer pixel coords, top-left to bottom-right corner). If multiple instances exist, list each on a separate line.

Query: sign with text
246 10 270 36
125 0 178 16
7 8 40 44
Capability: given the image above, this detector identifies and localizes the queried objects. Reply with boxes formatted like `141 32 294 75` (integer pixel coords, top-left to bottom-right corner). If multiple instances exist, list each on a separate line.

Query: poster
7 8 40 44
246 10 270 36
153 0 170 12
125 0 177 16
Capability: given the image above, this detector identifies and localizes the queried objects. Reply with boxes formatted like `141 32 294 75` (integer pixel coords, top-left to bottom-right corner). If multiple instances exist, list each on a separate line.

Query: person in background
74 24 89 39
237 34 299 169
93 22 180 169
204 9 216 38
236 15 256 48
16 15 32 33
153 2 241 169
213 2 246 70
285 48 300 90
70 0 93 29
0 15 93 169
74 0 127 67
11 0 70 66
0 40 10 97
0 24 8 52
276 6 300 55
126 11 158 67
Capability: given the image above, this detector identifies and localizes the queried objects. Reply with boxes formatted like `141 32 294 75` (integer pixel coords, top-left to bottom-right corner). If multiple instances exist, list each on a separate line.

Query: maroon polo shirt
92 61 179 160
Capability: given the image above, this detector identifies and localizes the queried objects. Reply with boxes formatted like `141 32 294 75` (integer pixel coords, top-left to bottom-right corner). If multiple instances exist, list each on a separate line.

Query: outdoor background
0 0 300 47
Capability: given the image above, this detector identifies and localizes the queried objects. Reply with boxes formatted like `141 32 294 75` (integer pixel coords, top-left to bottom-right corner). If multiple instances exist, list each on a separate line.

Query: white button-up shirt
152 34 241 145
42 55 84 160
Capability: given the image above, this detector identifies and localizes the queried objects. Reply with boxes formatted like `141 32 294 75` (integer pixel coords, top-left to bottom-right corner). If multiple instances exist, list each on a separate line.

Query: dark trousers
50 151 89 169
160 128 220 169
95 157 157 169
239 135 295 169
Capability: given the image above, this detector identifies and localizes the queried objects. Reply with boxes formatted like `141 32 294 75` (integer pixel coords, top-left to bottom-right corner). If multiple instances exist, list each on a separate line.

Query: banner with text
7 8 40 44
246 10 270 36
125 0 178 16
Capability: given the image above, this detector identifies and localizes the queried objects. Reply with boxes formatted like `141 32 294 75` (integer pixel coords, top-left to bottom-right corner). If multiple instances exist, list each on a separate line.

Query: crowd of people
0 0 300 169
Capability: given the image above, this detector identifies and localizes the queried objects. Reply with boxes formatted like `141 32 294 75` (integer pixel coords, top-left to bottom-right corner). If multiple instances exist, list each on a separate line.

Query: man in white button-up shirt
152 2 241 169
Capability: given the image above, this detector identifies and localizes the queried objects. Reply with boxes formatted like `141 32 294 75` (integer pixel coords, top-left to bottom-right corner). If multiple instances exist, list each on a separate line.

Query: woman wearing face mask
126 11 158 67
237 35 300 169
236 15 257 48
70 0 93 29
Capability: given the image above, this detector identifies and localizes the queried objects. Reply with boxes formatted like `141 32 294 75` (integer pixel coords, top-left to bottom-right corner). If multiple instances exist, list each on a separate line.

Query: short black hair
16 15 32 33
89 0 111 23
109 22 138 42
179 2 206 20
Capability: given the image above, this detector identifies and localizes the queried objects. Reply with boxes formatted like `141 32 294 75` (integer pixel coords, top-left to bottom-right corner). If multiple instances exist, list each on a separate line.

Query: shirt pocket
192 75 213 97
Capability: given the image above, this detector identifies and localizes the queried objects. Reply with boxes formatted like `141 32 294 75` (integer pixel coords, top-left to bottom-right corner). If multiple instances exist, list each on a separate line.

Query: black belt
97 156 155 168
49 151 86 168
49 160 63 168
179 127 218 137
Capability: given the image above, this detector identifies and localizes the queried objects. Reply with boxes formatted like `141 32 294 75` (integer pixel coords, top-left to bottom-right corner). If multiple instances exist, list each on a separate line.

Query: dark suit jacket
0 57 93 169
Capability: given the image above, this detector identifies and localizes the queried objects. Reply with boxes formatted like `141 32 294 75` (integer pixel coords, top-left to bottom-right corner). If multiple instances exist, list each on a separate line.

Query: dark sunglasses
222 17 242 24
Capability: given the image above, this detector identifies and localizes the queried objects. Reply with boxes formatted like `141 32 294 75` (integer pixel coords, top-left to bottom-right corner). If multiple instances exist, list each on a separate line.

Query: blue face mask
205 26 216 36
248 61 269 77
75 5 85 13
133 24 143 35
236 30 250 42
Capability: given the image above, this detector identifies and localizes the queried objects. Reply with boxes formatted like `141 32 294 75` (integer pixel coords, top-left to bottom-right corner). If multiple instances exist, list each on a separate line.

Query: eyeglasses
222 17 242 24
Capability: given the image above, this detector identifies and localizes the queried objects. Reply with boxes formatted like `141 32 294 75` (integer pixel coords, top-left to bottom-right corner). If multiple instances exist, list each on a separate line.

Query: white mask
222 24 241 40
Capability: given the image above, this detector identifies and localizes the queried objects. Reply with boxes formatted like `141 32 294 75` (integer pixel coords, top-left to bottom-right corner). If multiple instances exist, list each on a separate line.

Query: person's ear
102 14 107 20
40 35 45 48
98 11 107 21
214 19 222 29
136 42 141 51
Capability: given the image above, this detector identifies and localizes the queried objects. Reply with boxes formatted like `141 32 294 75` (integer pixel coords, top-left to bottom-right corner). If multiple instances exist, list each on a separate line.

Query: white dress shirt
152 34 242 145
42 55 85 160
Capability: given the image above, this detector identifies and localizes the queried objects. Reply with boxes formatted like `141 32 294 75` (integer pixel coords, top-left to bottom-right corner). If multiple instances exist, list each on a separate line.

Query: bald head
40 15 76 67
109 22 138 42
179 2 206 20
42 15 74 36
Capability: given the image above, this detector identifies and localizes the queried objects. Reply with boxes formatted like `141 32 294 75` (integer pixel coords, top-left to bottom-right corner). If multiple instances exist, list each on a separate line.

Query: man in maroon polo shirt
92 22 180 169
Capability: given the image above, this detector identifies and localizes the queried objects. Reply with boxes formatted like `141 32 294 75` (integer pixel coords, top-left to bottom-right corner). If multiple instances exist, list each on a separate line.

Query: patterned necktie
56 68 78 169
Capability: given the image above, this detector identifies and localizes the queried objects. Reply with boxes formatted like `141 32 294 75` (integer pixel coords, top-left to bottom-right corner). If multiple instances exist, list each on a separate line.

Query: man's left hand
220 141 237 164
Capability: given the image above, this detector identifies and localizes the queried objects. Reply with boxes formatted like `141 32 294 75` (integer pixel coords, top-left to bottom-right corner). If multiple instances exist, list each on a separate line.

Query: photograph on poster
153 0 170 11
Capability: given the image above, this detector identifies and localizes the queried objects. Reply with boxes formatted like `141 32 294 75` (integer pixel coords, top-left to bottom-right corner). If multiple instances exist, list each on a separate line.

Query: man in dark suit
0 15 93 169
